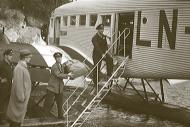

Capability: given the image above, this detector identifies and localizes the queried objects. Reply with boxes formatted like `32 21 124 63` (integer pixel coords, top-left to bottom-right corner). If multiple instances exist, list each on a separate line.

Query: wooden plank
22 118 67 127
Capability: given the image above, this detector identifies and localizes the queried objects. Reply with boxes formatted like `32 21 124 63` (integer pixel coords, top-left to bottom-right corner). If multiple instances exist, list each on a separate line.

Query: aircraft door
117 12 134 58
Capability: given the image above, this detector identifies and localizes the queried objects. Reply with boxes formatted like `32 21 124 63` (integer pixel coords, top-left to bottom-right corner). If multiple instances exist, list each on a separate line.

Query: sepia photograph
0 0 190 127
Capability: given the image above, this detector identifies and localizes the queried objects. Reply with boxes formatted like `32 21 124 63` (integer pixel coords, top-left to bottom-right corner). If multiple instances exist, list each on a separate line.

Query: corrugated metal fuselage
49 0 190 79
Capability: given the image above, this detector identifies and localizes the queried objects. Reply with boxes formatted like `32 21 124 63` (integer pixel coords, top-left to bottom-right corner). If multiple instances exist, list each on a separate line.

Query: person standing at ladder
92 24 113 93
44 52 74 119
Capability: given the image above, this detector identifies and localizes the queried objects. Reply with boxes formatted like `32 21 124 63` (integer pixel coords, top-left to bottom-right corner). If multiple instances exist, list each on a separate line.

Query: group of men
0 23 113 127
0 49 74 127
0 49 32 127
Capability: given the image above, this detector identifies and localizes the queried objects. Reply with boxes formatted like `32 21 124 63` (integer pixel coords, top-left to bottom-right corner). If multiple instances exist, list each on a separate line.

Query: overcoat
92 33 108 58
6 61 31 123
47 63 68 94
0 60 13 105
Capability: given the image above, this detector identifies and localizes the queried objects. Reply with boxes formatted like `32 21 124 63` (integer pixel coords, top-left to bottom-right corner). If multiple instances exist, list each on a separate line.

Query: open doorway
117 12 134 58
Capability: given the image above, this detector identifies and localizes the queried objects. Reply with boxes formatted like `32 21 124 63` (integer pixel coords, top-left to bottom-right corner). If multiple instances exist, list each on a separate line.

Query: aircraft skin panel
123 8 190 79
30 44 72 83
0 43 48 67
32 44 71 67
59 27 96 61
54 0 190 16
0 43 51 82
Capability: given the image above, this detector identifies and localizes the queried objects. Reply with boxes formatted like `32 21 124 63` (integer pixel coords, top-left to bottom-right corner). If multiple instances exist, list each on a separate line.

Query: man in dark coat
44 52 73 119
92 24 113 92
0 49 14 123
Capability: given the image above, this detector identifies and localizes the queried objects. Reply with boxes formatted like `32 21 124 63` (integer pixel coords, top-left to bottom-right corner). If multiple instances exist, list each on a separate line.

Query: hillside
0 0 70 43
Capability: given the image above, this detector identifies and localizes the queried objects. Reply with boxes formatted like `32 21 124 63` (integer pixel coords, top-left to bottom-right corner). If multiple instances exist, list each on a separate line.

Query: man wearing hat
7 49 32 127
0 49 14 124
91 24 113 92
44 52 73 119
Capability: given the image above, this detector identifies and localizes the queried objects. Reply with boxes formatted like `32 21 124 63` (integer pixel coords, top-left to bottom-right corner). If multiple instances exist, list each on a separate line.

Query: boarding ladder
62 28 130 127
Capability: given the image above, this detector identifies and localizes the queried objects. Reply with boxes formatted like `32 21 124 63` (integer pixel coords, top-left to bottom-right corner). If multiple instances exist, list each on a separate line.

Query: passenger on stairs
44 52 74 119
91 24 113 93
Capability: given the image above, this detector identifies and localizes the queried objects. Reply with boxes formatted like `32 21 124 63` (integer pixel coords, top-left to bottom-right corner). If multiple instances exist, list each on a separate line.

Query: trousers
8 119 21 127
92 52 113 87
0 85 10 121
44 90 64 118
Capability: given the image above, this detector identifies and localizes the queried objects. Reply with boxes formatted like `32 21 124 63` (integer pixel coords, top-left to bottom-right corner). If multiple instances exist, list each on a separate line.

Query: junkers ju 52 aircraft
1 0 190 126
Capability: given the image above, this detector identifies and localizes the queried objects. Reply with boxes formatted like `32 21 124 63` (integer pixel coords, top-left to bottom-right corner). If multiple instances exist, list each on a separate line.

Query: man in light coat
6 49 32 127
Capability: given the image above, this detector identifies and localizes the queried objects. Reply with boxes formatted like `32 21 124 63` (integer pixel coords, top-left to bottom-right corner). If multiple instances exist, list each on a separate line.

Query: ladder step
84 111 91 114
84 108 92 113
73 121 82 127
74 108 91 117
80 95 95 106
75 122 82 125
76 105 85 111
94 98 101 103
102 89 109 92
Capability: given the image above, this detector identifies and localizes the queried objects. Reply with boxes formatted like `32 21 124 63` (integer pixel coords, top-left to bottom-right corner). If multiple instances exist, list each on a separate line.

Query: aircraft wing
0 43 72 83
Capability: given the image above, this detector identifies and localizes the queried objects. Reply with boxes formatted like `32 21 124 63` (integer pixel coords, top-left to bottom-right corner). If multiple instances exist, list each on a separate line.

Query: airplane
1 0 190 126
45 0 190 126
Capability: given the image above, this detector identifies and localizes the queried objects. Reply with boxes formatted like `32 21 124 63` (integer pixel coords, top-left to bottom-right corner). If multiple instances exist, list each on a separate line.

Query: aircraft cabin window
101 15 111 26
56 17 61 28
57 17 61 23
70 16 76 26
50 18 53 28
90 14 97 26
62 16 68 26
79 15 86 26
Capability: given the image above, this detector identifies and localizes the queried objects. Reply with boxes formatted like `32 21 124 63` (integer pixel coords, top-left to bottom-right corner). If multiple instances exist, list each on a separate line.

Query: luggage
65 59 90 78
63 76 86 87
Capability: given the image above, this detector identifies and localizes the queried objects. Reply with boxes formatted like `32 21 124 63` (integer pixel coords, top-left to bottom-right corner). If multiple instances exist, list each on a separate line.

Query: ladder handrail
78 58 128 127
70 57 129 127
62 27 130 114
